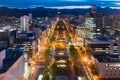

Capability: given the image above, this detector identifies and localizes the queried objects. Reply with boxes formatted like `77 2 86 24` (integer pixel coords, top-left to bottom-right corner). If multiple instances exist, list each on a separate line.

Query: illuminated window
106 64 109 66
106 68 108 70
97 29 100 31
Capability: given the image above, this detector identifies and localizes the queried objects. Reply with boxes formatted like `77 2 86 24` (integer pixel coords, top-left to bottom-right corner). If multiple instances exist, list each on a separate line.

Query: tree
44 47 51 65
50 35 56 42
50 62 57 76
44 66 49 73
89 63 99 76
72 51 79 66
69 45 80 67
69 45 76 56
42 73 49 80
67 37 71 43
42 60 50 80
78 46 83 51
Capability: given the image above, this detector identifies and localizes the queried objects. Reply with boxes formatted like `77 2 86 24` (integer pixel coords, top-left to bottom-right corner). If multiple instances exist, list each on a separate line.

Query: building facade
93 54 120 79
85 17 96 39
20 15 29 32
0 55 25 80
0 49 6 69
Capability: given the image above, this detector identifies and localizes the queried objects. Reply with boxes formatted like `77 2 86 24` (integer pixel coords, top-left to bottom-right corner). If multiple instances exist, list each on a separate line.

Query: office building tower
85 5 107 38
20 15 29 32
28 13 32 21
91 4 97 15
95 13 106 37
0 29 15 48
117 37 120 55
85 17 96 39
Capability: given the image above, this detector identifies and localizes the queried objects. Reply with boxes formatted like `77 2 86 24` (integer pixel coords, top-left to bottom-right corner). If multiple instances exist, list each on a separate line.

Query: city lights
0 1 120 80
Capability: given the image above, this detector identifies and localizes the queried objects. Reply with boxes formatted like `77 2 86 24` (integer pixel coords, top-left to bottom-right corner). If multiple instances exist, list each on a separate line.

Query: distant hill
0 6 120 17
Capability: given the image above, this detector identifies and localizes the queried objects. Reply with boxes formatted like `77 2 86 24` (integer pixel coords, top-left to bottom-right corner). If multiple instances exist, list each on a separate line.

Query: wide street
29 19 93 80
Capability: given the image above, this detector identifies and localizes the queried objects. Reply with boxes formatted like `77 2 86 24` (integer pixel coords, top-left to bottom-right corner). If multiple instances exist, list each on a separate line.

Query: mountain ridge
0 6 120 17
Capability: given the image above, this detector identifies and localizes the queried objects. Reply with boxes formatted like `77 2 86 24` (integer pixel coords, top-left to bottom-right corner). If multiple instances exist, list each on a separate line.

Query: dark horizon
0 6 120 17
0 5 120 10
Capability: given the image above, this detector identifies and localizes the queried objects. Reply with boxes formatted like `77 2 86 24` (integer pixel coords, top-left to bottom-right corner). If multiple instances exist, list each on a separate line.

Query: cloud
115 2 120 5
46 6 91 9
110 7 120 9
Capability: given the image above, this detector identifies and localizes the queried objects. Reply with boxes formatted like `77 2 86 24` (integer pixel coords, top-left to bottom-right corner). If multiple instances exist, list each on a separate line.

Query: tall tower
20 15 29 32
91 4 97 15
91 4 106 37
28 13 32 21
118 36 120 54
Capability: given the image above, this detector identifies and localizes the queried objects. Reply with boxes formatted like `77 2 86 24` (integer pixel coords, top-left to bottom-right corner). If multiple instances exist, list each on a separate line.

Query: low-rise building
15 31 38 58
0 47 25 80
93 53 120 79
85 38 111 54
85 36 120 55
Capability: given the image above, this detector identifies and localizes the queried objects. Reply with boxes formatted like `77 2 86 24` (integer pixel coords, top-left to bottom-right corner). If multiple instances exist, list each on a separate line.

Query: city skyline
0 1 120 79
0 0 120 9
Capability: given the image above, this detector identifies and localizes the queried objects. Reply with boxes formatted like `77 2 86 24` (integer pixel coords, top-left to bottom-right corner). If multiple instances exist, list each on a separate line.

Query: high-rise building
0 29 16 48
28 13 32 21
91 4 97 15
95 13 106 36
114 36 120 54
85 5 107 38
20 15 29 32
85 17 96 39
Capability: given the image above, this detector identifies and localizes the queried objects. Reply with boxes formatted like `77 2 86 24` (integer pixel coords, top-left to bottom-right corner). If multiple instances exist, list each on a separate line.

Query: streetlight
84 57 87 63
94 75 99 80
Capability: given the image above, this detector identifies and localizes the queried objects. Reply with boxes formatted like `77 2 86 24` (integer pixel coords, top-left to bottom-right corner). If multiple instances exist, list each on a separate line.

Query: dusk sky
0 0 120 9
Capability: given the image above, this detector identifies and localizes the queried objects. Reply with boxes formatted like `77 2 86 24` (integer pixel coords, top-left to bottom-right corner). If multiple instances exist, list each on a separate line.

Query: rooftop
0 48 5 52
93 53 120 63
15 32 36 43
86 38 111 44
0 46 24 74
